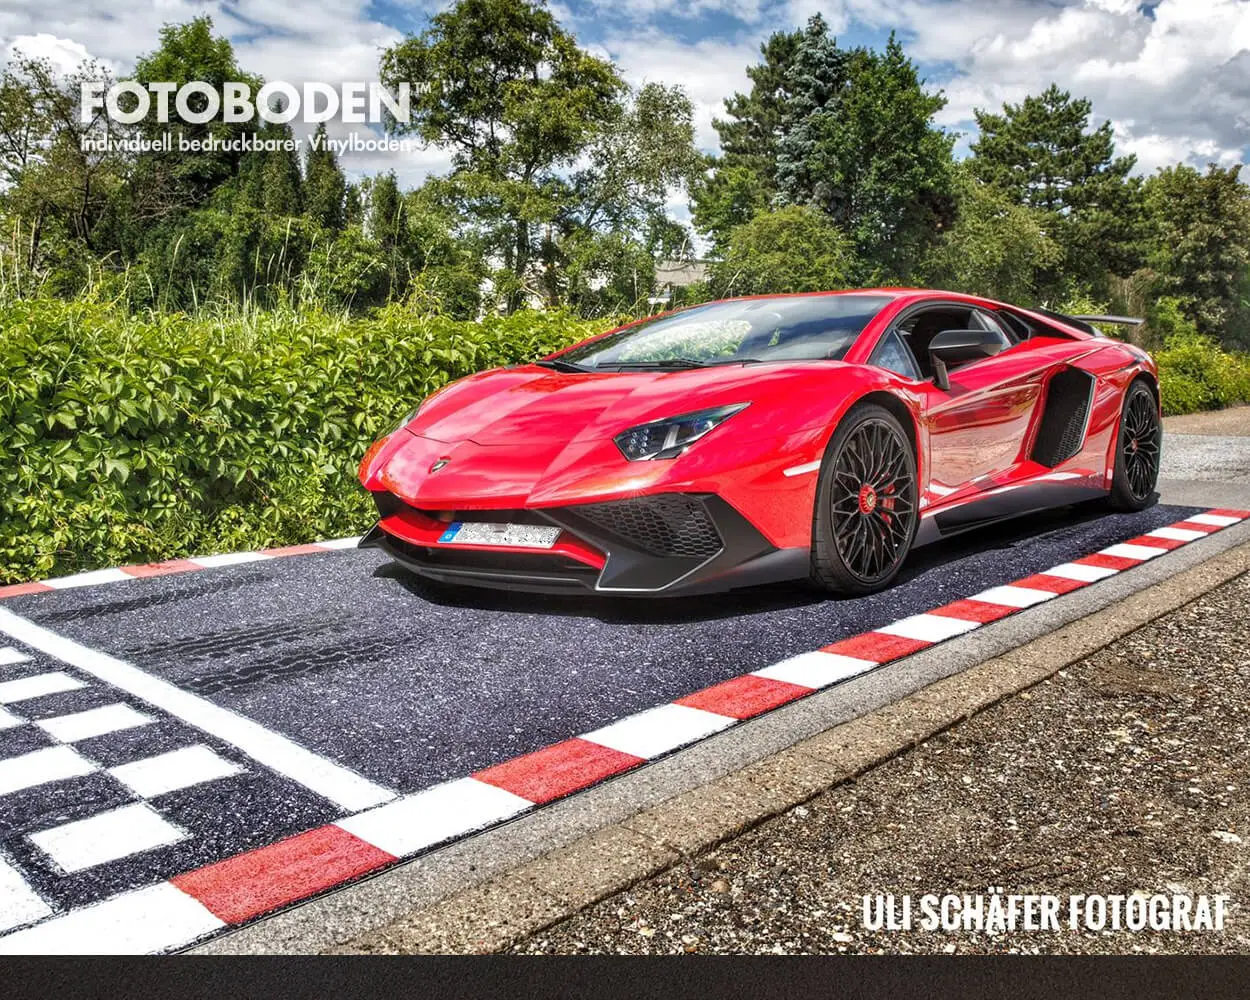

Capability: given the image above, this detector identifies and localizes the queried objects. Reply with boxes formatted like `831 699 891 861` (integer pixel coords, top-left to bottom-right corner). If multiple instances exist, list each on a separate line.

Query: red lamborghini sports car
357 289 1161 597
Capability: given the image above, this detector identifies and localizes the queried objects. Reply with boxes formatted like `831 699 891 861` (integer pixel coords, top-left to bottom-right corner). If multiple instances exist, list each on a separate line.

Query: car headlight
614 403 749 461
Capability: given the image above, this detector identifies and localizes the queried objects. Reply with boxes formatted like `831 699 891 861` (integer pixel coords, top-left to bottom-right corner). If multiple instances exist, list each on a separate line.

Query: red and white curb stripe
0 538 363 600
0 508 1246 953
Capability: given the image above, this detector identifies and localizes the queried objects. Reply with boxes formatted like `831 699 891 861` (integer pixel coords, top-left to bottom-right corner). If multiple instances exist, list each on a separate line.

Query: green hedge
0 299 602 584
1156 333 1250 415
3 298 1248 584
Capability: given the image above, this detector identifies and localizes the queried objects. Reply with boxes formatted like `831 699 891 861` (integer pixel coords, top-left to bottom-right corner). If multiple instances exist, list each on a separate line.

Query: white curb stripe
0 672 85 704
35 703 154 743
0 882 223 954
187 551 272 569
876 613 982 643
31 802 187 873
1101 542 1166 561
1148 526 1208 542
753 651 878 689
315 536 363 550
1043 561 1120 582
970 585 1058 609
0 859 52 934
43 568 133 590
581 703 735 760
0 707 22 731
108 745 244 798
338 777 532 858
0 746 97 797
0 647 29 666
0 608 396 813
1188 513 1242 527
782 460 822 478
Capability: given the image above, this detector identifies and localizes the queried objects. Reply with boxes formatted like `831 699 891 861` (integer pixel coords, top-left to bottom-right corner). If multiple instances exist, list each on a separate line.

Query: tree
922 167 1062 305
969 84 1144 293
774 20 955 281
380 0 624 310
1144 164 1250 340
304 125 347 231
691 25 803 247
708 205 854 298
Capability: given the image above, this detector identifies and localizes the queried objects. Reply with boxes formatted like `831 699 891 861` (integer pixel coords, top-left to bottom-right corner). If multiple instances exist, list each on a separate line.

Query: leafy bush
0 299 603 582
1156 329 1250 415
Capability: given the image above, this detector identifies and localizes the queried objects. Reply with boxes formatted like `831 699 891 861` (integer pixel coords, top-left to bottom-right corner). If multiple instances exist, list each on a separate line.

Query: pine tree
304 124 346 231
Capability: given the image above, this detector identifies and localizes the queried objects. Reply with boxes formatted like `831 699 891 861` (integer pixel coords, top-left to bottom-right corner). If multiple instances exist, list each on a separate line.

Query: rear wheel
1106 378 1161 511
811 403 918 595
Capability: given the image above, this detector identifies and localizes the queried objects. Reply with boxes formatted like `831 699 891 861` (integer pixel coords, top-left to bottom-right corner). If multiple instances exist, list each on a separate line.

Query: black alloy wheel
812 403 918 594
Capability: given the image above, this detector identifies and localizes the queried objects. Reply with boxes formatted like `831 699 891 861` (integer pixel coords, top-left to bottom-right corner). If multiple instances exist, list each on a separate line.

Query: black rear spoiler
1034 310 1144 336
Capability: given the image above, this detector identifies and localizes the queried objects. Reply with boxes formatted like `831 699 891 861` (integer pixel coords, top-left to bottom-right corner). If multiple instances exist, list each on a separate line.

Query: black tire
811 402 919 595
1106 378 1161 511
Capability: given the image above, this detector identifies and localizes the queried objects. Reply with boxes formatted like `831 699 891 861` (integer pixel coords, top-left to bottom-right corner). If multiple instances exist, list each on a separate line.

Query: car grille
571 495 723 559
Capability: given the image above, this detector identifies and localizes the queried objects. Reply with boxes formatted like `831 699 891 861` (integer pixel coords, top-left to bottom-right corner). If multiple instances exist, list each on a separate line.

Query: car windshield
554 294 893 370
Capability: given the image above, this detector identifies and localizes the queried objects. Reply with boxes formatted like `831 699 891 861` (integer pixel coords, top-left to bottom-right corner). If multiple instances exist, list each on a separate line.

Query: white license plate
436 521 561 549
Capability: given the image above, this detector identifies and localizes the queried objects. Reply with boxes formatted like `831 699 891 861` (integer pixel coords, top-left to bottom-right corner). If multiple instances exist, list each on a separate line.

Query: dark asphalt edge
190 481 1250 954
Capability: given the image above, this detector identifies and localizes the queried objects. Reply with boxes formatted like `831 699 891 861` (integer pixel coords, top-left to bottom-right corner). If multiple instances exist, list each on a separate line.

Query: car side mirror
928 329 1006 390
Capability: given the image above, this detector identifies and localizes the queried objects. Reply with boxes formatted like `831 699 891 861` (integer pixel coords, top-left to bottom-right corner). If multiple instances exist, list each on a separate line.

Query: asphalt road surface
0 406 1245 951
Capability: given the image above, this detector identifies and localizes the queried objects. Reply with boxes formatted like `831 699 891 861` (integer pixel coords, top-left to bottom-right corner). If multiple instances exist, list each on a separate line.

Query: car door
905 307 1045 495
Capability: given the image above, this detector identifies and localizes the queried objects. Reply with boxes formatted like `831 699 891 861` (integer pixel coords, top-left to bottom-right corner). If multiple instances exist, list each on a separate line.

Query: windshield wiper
533 358 590 373
594 358 709 370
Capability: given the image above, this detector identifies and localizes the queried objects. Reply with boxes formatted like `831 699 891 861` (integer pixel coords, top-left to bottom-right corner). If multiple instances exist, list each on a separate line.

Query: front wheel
1106 378 1161 511
811 403 918 595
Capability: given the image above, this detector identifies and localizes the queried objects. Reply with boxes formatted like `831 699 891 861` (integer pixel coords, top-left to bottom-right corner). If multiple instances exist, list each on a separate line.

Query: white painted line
0 671 85 705
0 858 52 934
109 745 244 798
0 607 396 813
36 703 154 743
1101 542 1166 562
0 882 223 954
338 777 531 858
970 585 1058 609
928 483 957 496
1188 513 1241 527
31 803 187 874
877 613 982 643
753 651 878 690
0 746 98 797
0 707 22 731
1148 526 1207 542
581 703 735 760
187 551 272 568
1044 561 1119 582
782 460 821 478
43 568 133 590
315 536 363 550
0 647 30 666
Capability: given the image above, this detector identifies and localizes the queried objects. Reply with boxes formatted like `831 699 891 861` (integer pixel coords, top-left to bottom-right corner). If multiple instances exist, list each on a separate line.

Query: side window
870 329 922 381
973 310 1014 349
996 310 1033 342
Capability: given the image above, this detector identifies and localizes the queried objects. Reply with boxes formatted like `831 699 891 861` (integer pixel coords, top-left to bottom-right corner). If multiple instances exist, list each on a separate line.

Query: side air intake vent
571 495 723 559
1032 367 1095 467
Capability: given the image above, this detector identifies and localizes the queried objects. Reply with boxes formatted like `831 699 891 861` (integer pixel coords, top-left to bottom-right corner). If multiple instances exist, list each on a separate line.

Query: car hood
408 362 840 447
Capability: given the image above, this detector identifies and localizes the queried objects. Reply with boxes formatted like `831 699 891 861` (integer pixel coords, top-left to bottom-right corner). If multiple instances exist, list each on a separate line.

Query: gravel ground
513 570 1250 955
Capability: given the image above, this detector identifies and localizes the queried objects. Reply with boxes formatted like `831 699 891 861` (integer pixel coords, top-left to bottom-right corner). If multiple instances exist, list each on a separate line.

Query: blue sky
3 0 1248 188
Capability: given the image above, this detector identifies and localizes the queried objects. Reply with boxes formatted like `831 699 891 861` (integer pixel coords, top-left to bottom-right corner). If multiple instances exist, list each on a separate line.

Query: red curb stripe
1126 533 1184 551
1208 509 1250 519
929 598 1017 623
1075 552 1140 571
676 674 813 720
1014 572 1089 595
0 581 55 598
474 738 644 804
121 559 201 578
171 825 395 924
262 543 331 557
1172 519 1221 534
823 632 929 662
